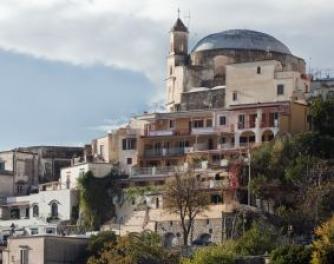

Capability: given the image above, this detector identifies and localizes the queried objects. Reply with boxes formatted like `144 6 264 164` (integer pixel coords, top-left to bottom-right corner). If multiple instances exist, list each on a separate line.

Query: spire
171 11 188 33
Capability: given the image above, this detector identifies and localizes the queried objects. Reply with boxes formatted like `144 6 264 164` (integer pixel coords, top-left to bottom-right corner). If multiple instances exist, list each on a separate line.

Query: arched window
51 203 58 218
33 205 39 217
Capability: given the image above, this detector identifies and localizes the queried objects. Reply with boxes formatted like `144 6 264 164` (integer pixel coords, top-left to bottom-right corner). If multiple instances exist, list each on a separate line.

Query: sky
0 0 333 149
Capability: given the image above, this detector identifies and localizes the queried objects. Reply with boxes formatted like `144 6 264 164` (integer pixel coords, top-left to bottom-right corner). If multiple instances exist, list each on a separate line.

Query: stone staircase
105 209 155 236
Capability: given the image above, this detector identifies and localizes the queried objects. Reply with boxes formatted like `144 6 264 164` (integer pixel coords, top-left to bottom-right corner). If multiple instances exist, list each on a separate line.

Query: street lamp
247 147 251 206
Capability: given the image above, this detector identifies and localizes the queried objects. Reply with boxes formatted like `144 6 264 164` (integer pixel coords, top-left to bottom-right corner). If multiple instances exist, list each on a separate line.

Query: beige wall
0 174 13 197
3 236 88 264
225 60 309 107
91 134 112 162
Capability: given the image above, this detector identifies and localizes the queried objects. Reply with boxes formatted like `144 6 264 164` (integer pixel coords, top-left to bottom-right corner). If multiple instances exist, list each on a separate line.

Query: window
51 202 58 218
20 249 28 264
66 175 70 189
0 161 4 171
16 184 24 194
232 91 238 101
10 208 20 219
277 84 284 95
127 158 132 165
99 145 105 157
169 119 175 128
219 116 226 125
257 66 261 74
206 119 213 127
30 228 38 235
238 115 245 129
25 208 29 219
220 137 226 144
33 205 39 217
122 138 137 150
192 120 204 128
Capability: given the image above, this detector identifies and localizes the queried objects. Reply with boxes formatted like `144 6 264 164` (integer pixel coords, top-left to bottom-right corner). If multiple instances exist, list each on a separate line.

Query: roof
192 29 291 55
171 18 188 32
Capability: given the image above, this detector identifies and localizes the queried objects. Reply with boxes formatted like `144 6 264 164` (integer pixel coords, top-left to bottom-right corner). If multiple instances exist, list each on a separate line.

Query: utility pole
247 147 251 206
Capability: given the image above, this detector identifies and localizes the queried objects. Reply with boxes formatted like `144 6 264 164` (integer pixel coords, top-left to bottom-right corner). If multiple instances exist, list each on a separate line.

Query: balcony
145 130 175 137
143 147 185 158
130 166 186 178
191 127 215 135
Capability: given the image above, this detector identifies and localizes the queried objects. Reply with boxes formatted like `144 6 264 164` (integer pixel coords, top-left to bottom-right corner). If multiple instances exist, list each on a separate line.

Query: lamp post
247 147 251 206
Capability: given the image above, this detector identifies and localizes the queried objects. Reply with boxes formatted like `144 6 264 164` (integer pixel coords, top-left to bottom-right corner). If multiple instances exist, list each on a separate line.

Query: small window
99 145 105 157
220 137 226 144
169 119 175 128
257 66 261 74
0 161 5 171
277 84 284 95
206 119 213 127
232 91 238 101
219 116 226 125
122 138 137 150
192 120 204 128
127 158 132 165
33 205 39 217
20 249 28 264
51 203 58 218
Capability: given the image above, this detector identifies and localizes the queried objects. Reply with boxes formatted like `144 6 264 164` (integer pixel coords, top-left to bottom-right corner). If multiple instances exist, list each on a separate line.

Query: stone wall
181 88 225 111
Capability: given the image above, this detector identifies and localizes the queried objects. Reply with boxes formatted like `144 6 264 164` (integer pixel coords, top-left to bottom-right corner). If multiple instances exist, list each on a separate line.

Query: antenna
185 10 191 30
177 8 181 19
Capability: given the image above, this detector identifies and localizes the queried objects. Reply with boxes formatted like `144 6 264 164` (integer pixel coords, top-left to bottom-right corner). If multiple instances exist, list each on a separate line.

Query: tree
311 215 334 264
87 231 117 258
87 231 179 264
164 172 210 246
234 222 277 256
270 244 311 264
309 97 334 137
181 245 235 264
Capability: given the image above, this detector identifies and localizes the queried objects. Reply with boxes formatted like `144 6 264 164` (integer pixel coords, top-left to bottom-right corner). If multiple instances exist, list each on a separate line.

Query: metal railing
143 147 185 158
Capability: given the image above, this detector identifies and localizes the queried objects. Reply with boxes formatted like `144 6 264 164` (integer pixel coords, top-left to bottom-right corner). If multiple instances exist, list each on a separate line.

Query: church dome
191 29 291 55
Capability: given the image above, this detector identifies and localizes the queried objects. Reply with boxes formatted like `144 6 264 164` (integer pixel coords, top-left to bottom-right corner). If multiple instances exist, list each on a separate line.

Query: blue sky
0 50 155 149
0 0 333 149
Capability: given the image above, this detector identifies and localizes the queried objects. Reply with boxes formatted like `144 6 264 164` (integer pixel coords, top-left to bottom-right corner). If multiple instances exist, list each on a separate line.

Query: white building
0 187 78 237
60 162 113 190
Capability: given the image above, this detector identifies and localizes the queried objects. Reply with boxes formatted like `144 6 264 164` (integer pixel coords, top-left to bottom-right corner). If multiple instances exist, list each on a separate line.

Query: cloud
0 0 333 97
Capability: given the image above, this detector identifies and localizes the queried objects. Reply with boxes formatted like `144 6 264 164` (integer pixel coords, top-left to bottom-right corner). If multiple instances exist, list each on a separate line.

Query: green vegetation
78 170 121 230
270 245 311 264
87 231 179 264
181 245 235 264
311 215 334 264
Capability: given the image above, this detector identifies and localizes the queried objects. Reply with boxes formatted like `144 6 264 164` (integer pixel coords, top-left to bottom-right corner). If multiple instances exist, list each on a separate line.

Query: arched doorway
51 202 58 218
240 131 256 147
262 130 274 142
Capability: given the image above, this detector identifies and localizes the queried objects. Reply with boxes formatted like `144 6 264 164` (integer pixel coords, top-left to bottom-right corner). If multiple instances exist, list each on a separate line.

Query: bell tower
166 16 189 111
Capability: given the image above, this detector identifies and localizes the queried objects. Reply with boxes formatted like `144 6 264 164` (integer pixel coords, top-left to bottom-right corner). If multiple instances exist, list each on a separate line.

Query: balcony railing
191 127 215 135
130 166 186 177
143 147 185 158
145 130 175 137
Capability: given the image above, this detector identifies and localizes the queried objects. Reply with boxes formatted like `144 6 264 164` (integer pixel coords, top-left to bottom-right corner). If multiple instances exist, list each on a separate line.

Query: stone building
2 235 88 264
310 78 334 100
166 18 307 112
0 146 83 196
